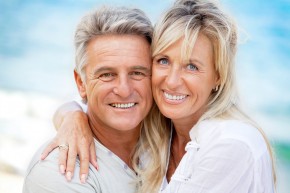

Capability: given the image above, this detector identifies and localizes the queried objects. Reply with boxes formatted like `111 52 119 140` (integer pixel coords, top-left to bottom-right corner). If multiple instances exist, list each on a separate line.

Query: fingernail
81 174 87 184
93 161 99 171
66 172 72 181
59 165 65 174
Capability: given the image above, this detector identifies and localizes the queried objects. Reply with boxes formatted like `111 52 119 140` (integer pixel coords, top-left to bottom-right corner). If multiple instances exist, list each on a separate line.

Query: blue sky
0 1 289 192
0 0 290 140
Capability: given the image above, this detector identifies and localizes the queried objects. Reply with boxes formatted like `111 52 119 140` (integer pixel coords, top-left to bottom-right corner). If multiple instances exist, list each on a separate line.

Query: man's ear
74 70 87 100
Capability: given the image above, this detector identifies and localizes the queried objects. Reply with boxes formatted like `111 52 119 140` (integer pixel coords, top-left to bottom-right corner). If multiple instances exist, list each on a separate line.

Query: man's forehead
87 36 150 55
86 35 151 72
88 34 150 48
88 52 151 67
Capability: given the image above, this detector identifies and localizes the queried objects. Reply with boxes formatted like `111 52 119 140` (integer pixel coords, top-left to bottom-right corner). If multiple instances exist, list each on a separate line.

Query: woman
42 0 276 192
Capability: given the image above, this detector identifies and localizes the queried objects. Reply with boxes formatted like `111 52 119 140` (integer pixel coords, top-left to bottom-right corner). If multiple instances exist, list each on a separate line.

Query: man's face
76 35 153 132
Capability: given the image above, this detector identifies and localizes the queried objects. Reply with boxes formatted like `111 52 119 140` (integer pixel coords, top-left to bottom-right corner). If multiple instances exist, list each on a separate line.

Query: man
23 6 153 193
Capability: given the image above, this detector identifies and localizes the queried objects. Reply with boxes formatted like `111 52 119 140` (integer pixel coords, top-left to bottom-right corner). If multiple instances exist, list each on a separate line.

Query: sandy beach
0 171 24 193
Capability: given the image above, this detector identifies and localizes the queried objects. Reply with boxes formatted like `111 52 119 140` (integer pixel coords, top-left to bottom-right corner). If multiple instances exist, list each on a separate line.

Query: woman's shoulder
198 119 269 159
199 119 262 138
218 119 263 142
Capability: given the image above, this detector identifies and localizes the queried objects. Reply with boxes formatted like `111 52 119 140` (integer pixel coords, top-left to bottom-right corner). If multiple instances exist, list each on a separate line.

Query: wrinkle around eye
86 72 98 80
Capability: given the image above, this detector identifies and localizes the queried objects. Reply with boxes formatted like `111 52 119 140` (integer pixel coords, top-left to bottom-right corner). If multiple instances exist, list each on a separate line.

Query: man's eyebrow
93 67 114 75
131 65 151 73
92 65 151 75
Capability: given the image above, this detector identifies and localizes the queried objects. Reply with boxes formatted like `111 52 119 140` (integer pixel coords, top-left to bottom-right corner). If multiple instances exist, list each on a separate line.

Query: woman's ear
215 71 221 86
74 70 87 100
213 71 221 92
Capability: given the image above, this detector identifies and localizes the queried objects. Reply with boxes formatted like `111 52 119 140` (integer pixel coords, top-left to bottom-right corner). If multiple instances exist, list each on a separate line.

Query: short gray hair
74 6 153 81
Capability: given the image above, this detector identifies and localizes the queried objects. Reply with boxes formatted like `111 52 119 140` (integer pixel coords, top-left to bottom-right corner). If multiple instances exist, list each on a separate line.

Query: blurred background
0 0 289 192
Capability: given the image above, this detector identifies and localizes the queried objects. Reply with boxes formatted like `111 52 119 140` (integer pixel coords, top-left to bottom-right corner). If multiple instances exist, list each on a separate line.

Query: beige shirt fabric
23 139 138 193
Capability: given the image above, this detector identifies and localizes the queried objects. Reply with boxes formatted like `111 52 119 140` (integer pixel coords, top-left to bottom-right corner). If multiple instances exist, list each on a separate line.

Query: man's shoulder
23 142 100 193
24 141 56 176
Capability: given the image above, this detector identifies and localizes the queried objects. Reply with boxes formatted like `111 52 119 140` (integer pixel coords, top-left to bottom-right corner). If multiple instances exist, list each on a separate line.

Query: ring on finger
58 143 69 151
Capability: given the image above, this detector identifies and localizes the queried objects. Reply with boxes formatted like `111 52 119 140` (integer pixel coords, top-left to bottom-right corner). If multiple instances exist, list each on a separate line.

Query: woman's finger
40 139 58 160
58 143 69 174
89 142 98 170
65 146 77 181
78 147 90 183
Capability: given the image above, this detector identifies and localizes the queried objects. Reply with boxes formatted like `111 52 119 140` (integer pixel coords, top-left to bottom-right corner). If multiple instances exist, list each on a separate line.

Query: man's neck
88 117 141 169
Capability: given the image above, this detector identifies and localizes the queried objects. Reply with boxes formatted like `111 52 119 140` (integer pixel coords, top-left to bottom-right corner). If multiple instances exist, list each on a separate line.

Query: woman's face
152 34 219 126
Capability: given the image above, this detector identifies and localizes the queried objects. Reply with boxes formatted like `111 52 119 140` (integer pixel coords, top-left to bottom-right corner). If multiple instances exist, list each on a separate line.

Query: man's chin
106 118 142 132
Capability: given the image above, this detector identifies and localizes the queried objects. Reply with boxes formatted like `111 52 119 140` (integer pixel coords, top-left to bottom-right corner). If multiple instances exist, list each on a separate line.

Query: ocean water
0 0 289 192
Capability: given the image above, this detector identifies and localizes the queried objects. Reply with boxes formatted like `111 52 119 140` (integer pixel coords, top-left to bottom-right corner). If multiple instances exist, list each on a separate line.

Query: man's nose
112 74 133 98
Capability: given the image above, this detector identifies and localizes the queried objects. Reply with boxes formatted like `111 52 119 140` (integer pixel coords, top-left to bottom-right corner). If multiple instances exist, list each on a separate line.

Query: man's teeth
164 92 186 100
111 103 135 108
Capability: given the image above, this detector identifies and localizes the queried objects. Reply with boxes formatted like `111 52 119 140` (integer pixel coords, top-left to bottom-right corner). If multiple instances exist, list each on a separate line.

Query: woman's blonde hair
132 103 171 193
152 0 276 188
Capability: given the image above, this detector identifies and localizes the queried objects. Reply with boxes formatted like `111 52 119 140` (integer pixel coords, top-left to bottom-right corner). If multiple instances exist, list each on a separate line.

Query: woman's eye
186 63 198 71
157 58 169 65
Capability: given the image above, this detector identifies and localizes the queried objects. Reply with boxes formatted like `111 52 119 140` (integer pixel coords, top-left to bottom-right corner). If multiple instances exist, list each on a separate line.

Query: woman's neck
166 119 198 181
172 118 195 142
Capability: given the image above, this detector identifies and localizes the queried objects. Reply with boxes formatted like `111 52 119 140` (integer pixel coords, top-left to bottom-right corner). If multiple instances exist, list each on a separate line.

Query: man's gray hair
74 6 153 81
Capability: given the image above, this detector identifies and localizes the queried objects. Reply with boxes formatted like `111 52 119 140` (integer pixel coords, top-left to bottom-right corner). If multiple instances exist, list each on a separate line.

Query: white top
159 119 275 193
23 139 138 193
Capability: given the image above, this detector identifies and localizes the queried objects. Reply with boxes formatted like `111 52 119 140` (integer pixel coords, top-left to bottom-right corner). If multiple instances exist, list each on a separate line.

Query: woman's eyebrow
187 58 205 66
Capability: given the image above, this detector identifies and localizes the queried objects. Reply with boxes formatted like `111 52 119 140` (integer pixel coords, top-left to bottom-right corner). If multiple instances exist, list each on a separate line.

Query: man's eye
130 71 147 80
98 73 116 81
186 63 198 71
132 71 145 76
157 58 169 65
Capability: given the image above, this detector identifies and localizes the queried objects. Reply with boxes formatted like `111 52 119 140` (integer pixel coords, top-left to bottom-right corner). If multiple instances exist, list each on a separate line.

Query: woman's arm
41 101 98 183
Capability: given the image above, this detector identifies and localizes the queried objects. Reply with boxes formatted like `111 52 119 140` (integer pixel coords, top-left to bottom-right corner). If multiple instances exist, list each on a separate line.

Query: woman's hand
41 102 98 183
